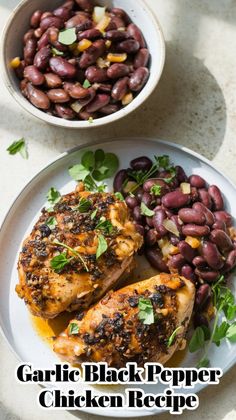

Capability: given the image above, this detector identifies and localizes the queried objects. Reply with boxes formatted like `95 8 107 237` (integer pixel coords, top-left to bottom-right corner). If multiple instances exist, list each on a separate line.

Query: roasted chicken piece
53 273 195 367
16 185 143 318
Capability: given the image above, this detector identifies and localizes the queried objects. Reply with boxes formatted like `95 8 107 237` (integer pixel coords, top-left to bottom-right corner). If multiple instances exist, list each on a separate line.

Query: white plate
1 138 236 417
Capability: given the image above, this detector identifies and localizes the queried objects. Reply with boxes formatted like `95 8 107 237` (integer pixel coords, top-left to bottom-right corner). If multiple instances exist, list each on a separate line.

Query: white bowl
0 0 165 129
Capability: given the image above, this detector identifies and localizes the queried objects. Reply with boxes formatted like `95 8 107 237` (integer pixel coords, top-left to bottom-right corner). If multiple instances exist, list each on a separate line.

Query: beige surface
0 0 236 419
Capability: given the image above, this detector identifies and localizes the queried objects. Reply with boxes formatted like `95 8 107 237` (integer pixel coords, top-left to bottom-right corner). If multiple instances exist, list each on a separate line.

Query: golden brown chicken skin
16 185 143 319
53 273 195 367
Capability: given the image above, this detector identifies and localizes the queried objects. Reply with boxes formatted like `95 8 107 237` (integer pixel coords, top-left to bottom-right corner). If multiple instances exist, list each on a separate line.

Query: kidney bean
224 249 236 272
214 211 232 227
40 16 63 32
100 104 119 115
34 46 51 70
208 185 224 210
195 284 211 308
85 66 108 83
143 179 169 196
202 241 224 270
79 39 106 68
24 38 37 65
195 268 220 283
77 28 100 41
192 256 207 268
134 48 150 69
142 192 152 207
40 12 53 20
210 229 233 254
47 89 70 103
24 65 45 86
198 188 212 209
113 170 127 192
53 6 72 21
135 224 145 237
146 216 154 228
75 0 93 12
212 220 226 231
145 248 169 272
117 39 140 54
133 206 143 223
152 209 167 237
54 104 76 119
125 196 138 209
37 32 49 50
190 187 199 203
63 0 75 9
130 156 152 171
127 23 146 48
105 30 128 41
145 229 158 247
178 208 206 225
193 202 215 226
178 241 197 263
169 235 180 246
189 175 206 189
194 313 209 329
96 83 112 93
30 10 43 28
65 13 89 29
44 73 62 88
129 67 149 92
34 28 43 38
181 265 196 282
63 82 88 99
85 93 110 113
23 29 35 44
162 190 190 209
75 20 93 33
168 254 186 270
111 7 131 24
26 83 50 109
112 77 129 101
49 57 76 78
170 215 183 234
182 224 210 236
15 60 25 80
20 79 28 96
107 63 130 79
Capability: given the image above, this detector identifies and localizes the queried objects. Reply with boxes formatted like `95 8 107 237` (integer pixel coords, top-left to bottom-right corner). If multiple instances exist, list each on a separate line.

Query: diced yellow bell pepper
122 92 133 106
185 236 201 248
77 39 92 52
107 53 127 63
10 57 21 69
96 15 111 32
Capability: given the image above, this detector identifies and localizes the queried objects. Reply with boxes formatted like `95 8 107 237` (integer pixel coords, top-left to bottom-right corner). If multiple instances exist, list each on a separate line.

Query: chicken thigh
53 273 195 367
16 186 143 318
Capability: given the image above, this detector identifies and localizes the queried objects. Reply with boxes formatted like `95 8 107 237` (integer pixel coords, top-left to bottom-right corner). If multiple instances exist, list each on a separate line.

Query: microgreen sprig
51 240 89 272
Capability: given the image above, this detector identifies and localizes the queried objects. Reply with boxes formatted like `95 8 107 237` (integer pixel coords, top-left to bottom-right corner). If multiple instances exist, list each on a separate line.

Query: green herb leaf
150 185 162 196
138 298 155 325
83 79 91 88
58 28 77 45
50 253 71 273
95 217 114 235
212 321 229 346
81 151 95 170
115 192 125 201
52 240 89 272
91 209 98 220
51 47 64 56
140 202 155 217
102 153 119 178
96 234 108 259
46 216 58 230
167 326 182 348
226 322 236 342
94 149 105 167
74 197 92 213
47 187 61 205
68 322 79 335
189 327 205 353
69 164 90 181
197 358 210 368
7 138 28 159
154 155 170 169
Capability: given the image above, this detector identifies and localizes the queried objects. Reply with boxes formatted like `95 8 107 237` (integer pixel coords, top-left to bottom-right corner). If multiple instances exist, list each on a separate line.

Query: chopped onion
93 6 106 23
180 182 191 194
163 219 180 237
71 101 83 113
96 57 110 69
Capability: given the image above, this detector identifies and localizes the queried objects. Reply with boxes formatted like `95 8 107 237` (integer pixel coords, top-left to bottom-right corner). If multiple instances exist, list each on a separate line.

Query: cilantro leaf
150 184 162 196
94 149 105 167
52 240 89 272
51 47 64 56
83 79 91 89
46 216 58 230
95 217 114 235
226 322 236 342
212 321 229 346
140 202 155 217
167 326 182 348
81 151 95 170
47 187 61 205
154 155 170 169
138 298 155 325
96 234 108 259
58 28 77 45
91 209 98 220
115 192 125 201
74 197 92 213
189 327 205 353
197 358 210 368
68 322 79 335
68 164 90 181
7 138 28 159
50 253 71 273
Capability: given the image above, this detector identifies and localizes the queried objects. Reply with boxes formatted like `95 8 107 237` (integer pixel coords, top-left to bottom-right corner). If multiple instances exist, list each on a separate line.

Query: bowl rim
0 0 165 129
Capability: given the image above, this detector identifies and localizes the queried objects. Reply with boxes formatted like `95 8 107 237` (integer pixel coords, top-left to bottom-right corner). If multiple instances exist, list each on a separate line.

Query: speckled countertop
0 1 236 419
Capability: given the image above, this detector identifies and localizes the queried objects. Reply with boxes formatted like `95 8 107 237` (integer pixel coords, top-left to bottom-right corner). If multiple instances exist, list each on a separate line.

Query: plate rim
1 136 236 418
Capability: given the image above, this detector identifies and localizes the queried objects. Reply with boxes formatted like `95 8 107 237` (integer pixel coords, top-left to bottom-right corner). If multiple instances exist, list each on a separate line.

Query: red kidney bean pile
12 0 150 121
113 155 236 328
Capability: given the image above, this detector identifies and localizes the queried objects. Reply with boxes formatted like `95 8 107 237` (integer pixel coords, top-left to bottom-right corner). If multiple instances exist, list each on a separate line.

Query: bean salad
11 0 150 121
